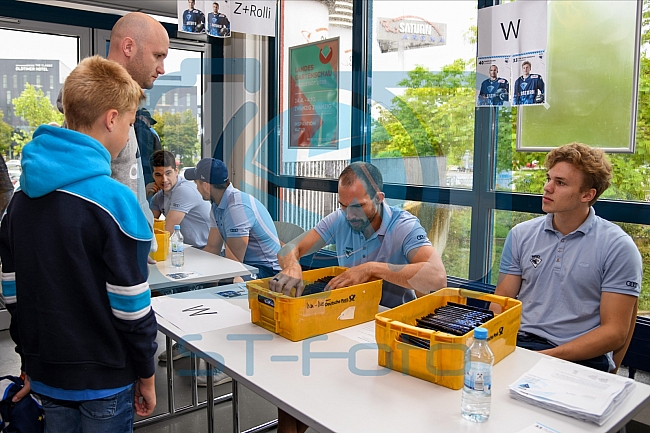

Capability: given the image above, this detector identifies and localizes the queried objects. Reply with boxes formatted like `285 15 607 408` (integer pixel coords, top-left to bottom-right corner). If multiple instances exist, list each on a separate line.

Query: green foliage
372 60 476 164
11 83 64 153
152 109 200 168
0 110 13 154
440 206 471 279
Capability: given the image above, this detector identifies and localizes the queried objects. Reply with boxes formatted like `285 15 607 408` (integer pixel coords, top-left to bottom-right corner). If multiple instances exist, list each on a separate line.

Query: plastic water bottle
170 225 184 267
461 327 494 422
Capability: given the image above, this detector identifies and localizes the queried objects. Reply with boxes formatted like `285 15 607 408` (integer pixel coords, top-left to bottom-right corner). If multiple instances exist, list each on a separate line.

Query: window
278 0 354 180
186 93 191 107
2 75 6 89
370 1 477 189
145 46 207 169
0 24 83 160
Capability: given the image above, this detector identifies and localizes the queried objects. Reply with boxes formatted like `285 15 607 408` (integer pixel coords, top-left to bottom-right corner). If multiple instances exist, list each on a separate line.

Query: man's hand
269 263 304 297
326 263 374 290
134 375 156 417
12 372 30 403
146 182 160 198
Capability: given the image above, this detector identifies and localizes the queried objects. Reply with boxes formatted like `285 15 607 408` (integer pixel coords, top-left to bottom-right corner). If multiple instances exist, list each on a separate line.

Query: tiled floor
0 329 648 432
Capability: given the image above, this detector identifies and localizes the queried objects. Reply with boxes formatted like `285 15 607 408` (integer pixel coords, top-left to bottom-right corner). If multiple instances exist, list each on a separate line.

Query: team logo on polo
530 254 542 268
344 247 353 258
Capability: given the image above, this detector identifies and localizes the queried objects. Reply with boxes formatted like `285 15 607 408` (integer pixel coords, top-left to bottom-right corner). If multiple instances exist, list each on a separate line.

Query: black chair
621 316 650 379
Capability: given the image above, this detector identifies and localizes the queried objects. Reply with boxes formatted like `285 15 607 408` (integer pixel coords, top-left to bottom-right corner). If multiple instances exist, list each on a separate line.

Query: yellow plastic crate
247 267 383 341
375 288 522 390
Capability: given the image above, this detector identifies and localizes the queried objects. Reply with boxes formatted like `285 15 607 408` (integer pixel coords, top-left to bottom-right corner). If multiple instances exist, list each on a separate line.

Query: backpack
0 376 44 433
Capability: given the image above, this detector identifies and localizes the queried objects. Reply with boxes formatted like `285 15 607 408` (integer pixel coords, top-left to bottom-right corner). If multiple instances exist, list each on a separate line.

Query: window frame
269 0 650 285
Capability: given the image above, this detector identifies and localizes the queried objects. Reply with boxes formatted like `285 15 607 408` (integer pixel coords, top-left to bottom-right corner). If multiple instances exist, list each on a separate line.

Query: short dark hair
152 150 176 169
338 162 383 199
522 61 531 68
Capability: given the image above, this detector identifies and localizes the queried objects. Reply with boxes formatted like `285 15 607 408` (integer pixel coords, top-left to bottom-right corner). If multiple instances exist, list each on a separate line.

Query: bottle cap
174 225 181 230
474 327 488 340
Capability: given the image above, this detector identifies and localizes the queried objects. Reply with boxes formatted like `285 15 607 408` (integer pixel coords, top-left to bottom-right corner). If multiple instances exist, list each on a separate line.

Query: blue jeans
39 384 135 433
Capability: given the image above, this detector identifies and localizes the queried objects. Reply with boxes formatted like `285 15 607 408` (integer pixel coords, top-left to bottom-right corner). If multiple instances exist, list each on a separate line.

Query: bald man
58 13 168 228
107 13 169 221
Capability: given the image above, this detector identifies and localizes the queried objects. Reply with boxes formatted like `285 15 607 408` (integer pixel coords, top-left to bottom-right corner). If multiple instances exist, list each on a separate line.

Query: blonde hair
545 142 612 206
62 55 143 131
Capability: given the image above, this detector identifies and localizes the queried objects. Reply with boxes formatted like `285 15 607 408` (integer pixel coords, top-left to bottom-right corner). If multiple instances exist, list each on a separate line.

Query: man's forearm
542 326 627 362
277 245 302 270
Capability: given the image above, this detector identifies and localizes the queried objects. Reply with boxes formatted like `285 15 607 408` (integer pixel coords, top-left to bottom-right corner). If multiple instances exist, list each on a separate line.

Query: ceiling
32 0 180 18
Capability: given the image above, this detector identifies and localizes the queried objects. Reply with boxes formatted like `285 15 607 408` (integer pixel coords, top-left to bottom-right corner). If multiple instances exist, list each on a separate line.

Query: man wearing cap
184 158 282 279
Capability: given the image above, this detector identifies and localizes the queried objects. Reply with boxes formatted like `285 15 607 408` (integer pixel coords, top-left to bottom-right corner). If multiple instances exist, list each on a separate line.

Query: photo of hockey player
206 1 231 38
513 60 545 105
180 0 205 33
477 64 509 106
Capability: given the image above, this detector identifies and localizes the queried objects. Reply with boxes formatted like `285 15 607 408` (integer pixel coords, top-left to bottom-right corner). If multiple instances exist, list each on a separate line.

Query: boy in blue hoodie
0 55 157 432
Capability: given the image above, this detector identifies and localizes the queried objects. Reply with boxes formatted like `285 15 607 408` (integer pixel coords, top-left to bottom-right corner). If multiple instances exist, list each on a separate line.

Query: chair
273 221 305 246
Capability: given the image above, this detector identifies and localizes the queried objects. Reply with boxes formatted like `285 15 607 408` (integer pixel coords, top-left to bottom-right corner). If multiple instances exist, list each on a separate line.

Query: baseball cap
183 158 229 185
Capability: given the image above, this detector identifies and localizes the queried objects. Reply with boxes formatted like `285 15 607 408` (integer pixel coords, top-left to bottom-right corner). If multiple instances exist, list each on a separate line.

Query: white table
147 245 257 291
152 287 650 433
138 252 257 430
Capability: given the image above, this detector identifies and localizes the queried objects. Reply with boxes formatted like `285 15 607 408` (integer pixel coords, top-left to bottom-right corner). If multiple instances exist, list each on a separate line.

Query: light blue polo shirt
209 184 281 272
500 207 642 350
314 203 433 306
150 177 211 248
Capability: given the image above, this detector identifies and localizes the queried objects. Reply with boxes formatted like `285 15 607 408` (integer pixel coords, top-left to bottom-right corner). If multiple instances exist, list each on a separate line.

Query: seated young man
492 142 642 372
1 56 157 432
149 150 211 248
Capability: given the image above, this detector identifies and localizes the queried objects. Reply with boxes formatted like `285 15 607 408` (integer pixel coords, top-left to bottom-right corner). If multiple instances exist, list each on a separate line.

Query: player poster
177 0 276 37
178 0 206 34
476 55 511 107
204 0 231 38
476 1 547 107
289 38 339 149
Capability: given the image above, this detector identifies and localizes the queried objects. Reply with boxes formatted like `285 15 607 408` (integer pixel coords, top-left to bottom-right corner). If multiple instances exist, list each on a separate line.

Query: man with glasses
269 161 447 433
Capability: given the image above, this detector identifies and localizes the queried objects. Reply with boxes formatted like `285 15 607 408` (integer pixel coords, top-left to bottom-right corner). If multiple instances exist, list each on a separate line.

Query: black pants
516 331 611 372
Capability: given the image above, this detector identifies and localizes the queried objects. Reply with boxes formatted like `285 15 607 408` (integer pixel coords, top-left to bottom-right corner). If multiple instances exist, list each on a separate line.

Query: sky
0 29 189 79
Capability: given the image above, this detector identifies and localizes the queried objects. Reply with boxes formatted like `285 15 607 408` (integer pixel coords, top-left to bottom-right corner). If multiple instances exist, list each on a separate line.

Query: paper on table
509 357 636 425
152 296 251 335
165 271 202 280
515 422 561 433
336 321 376 344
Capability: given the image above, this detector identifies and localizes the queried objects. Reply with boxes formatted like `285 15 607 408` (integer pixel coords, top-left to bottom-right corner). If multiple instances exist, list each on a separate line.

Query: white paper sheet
509 357 636 425
152 296 251 335
336 321 376 344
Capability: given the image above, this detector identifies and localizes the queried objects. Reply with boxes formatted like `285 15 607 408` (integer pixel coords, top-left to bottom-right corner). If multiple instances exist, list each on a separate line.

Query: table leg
207 359 215 433
232 378 240 433
165 335 175 414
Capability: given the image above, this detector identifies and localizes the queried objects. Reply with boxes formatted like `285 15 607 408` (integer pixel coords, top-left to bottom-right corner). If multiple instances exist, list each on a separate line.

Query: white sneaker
196 358 232 387
158 342 190 363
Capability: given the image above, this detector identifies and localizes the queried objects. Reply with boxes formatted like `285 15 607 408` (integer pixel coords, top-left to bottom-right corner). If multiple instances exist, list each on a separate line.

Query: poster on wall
476 0 547 107
177 0 275 38
289 37 339 149
178 0 206 35
205 0 231 38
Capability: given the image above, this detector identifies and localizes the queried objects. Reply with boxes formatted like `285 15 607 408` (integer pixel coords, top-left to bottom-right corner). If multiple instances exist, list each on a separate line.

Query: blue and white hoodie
0 125 157 396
